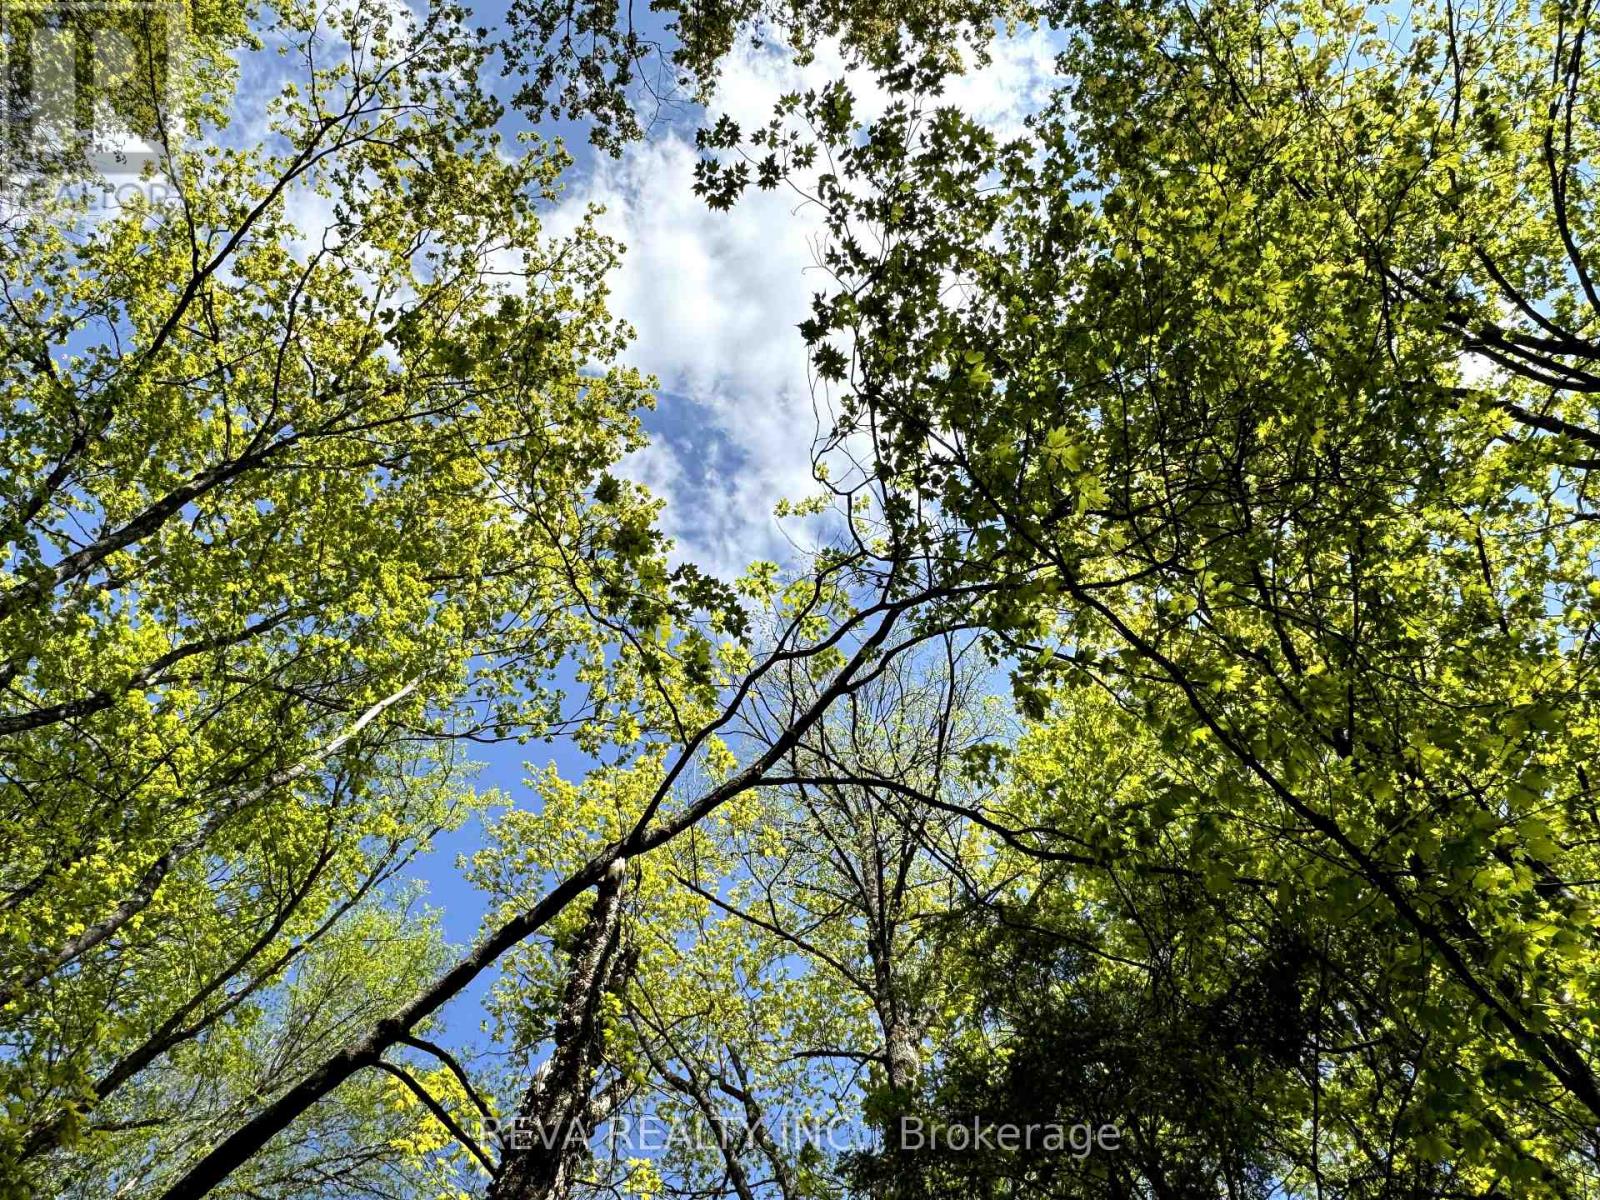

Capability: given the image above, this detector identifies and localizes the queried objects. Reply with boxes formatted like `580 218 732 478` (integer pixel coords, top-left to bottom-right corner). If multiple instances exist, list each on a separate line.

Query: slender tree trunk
489 858 628 1200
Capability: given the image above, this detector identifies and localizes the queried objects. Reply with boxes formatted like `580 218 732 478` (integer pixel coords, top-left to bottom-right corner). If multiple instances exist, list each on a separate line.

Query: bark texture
489 858 629 1200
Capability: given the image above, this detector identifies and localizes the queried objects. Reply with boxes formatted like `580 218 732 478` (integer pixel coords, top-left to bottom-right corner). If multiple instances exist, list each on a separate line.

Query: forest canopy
1 0 1599 1196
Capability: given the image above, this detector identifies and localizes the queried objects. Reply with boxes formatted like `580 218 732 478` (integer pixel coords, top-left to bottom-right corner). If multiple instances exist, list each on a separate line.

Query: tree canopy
3 0 1600 1197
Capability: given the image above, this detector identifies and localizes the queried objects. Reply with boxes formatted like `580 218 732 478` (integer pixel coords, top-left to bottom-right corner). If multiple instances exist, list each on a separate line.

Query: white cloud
563 134 825 578
555 30 1062 580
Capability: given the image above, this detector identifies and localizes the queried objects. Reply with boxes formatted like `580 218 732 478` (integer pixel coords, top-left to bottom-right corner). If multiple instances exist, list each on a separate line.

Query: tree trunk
489 858 628 1200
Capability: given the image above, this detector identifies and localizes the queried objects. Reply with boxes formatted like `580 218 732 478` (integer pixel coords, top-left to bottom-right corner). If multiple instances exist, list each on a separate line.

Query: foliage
12 0 1600 1196
0 0 709 1190
752 0 1600 1189
498 0 1029 153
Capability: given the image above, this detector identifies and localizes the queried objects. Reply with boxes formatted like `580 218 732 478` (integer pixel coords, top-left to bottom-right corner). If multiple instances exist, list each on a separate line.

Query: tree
625 638 1000 1198
0 0 693 1189
4 0 1009 1193
22 0 1600 1194
147 547 989 1200
743 0 1600 1187
497 0 1030 153
863 684 1557 1198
